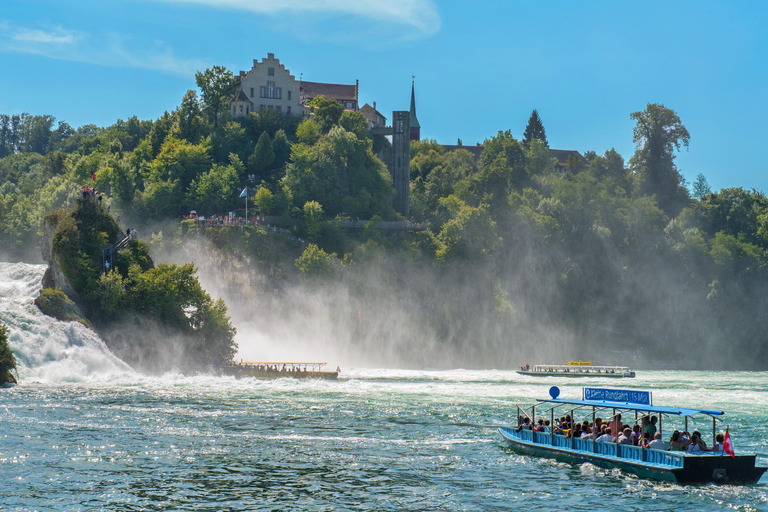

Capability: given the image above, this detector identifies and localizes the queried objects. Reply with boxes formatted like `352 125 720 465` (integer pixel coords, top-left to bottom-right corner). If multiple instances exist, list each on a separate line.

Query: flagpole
245 189 248 223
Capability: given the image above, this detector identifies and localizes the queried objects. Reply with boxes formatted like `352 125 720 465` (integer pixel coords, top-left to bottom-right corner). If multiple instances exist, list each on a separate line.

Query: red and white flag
723 428 736 458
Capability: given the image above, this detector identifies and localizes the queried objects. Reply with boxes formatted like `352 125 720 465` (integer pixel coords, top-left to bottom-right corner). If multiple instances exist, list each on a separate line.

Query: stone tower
391 111 411 218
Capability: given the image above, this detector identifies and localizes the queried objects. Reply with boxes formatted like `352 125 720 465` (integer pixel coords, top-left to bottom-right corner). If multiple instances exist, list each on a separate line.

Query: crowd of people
517 413 726 453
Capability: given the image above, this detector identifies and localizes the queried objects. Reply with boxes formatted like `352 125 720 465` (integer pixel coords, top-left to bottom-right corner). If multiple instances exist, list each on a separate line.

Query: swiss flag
723 429 736 458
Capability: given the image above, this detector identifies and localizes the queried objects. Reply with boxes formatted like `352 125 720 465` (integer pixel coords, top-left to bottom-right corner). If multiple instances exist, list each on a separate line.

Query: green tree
523 109 548 146
629 103 691 216
254 186 275 214
295 243 342 279
0 321 16 385
296 119 321 146
195 66 237 127
283 126 394 219
312 95 344 133
248 131 275 179
692 173 712 199
588 148 630 193
303 200 323 242
187 162 240 216
176 89 206 143
272 129 291 169
339 111 368 140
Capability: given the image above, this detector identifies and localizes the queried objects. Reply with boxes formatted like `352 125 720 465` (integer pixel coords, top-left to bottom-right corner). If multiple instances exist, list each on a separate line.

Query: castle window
246 107 249 115
260 86 266 98
232 106 236 116
276 87 282 99
345 101 354 109
287 106 291 114
287 91 292 100
260 105 265 112
239 105 243 115
268 67 274 76
250 87 254 98
275 106 282 114
267 81 275 98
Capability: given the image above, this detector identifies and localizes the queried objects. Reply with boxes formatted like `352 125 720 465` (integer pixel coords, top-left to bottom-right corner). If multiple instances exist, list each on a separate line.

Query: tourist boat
221 361 339 380
518 361 635 378
498 386 766 484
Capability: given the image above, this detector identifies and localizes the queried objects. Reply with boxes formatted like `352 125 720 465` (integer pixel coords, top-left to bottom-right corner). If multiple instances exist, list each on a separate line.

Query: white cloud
0 21 205 77
150 0 441 39
12 26 81 45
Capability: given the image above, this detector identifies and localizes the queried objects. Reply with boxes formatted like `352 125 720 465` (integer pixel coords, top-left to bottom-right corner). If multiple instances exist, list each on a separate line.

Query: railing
619 444 643 461
511 429 685 468
573 437 593 452
645 448 684 468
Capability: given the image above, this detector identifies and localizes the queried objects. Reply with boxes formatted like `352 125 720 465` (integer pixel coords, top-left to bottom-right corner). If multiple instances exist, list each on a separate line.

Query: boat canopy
535 397 724 418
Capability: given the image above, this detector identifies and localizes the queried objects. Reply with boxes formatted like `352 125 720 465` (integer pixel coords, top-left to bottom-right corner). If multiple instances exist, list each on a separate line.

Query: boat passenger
596 427 614 443
643 415 657 437
709 433 725 452
570 423 582 439
687 432 706 453
669 430 691 452
630 424 642 446
608 414 623 434
618 428 633 445
648 432 668 450
516 417 533 432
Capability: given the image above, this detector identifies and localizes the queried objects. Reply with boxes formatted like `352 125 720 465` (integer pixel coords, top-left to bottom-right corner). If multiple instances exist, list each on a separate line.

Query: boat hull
517 370 635 378
499 428 766 485
221 366 338 380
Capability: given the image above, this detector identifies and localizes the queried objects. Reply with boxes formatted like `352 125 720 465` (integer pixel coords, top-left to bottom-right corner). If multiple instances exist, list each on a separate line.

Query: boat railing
618 444 643 461
645 448 684 467
573 437 593 452
513 429 685 467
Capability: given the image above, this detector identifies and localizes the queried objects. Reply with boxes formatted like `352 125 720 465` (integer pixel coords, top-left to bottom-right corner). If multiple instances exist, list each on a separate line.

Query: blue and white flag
239 187 247 198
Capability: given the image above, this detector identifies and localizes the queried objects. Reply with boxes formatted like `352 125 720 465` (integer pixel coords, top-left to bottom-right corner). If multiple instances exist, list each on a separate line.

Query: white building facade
231 53 306 117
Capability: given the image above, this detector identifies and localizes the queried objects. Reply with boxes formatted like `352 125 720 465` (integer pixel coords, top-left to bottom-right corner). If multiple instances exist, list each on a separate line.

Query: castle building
299 80 359 111
359 102 387 129
231 53 306 117
230 53 358 118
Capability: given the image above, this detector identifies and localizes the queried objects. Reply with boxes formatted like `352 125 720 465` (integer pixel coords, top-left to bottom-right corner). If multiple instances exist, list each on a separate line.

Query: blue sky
2 0 767 193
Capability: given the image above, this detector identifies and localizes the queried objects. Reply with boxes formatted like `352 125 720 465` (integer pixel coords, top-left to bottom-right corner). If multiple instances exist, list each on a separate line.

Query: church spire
409 76 420 141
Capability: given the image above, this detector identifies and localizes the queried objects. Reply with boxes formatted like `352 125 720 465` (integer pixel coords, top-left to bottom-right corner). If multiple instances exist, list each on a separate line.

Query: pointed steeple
409 77 420 129
409 77 421 141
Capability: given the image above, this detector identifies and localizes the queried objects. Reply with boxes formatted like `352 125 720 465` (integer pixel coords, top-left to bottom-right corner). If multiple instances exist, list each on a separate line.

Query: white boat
518 361 635 378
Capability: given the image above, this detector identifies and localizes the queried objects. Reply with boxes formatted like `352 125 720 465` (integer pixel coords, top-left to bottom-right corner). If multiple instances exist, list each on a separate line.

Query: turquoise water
2 370 767 511
1 263 767 511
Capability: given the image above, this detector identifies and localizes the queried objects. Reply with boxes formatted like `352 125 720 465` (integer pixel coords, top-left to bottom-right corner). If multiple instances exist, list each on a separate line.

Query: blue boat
499 387 766 485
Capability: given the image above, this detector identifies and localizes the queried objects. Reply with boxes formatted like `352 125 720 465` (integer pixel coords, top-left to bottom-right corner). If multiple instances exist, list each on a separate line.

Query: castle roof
300 80 357 102
231 89 252 104
359 103 387 122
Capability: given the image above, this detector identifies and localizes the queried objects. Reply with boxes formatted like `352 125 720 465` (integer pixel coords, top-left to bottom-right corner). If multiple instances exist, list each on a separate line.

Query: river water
1 262 767 511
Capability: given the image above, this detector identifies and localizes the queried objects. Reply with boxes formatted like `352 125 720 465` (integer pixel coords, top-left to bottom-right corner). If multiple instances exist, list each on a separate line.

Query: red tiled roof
300 81 357 102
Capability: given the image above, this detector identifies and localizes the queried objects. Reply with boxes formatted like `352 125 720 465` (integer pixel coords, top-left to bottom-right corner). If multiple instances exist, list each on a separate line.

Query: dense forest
2 67 767 370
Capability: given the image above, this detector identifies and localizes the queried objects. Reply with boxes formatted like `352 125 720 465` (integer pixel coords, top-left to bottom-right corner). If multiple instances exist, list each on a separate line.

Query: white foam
0 262 134 383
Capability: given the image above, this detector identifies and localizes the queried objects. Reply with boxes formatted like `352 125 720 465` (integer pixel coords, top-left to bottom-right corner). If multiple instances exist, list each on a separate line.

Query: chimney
373 101 376 111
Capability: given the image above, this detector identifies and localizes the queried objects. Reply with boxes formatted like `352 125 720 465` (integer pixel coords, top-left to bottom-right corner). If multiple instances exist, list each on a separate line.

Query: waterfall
0 262 133 383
